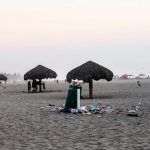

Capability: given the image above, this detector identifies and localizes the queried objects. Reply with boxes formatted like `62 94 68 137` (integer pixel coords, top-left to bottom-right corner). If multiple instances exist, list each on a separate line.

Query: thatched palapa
24 65 57 92
0 74 7 81
66 61 113 98
24 65 57 80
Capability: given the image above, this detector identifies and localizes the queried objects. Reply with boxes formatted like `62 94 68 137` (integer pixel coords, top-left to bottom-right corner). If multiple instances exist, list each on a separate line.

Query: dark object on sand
49 104 55 106
66 61 113 98
137 81 141 87
0 74 7 81
28 81 31 92
24 65 57 92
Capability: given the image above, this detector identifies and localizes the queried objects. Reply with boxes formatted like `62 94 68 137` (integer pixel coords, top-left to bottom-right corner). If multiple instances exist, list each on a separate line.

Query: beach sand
0 79 150 150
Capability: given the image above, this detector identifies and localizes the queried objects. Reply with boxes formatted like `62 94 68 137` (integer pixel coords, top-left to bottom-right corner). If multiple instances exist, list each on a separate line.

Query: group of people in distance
26 79 141 93
27 79 45 92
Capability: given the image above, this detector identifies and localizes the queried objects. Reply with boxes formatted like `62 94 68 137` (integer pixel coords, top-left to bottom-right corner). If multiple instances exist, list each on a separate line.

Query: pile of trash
78 103 113 114
49 103 114 115
48 102 144 117
71 79 83 87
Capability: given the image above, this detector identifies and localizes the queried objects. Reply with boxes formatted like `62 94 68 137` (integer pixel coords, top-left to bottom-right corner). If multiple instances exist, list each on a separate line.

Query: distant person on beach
28 81 31 92
32 79 37 92
42 81 45 90
137 81 141 87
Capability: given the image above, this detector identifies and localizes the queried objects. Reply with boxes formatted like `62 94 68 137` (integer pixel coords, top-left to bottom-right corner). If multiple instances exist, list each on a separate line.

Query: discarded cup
71 109 78 114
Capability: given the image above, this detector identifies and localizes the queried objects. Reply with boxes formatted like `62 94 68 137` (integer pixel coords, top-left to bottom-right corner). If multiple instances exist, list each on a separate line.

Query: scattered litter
80 106 88 113
87 103 113 114
70 109 78 114
127 102 144 117
127 110 138 117
97 115 101 118
47 102 144 118
65 115 72 119
82 112 91 115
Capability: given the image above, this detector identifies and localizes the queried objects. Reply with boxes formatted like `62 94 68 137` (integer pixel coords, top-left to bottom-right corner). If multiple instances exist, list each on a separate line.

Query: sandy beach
0 79 150 150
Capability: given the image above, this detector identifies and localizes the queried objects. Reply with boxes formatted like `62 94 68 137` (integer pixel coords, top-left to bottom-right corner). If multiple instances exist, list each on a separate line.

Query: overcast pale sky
0 0 150 78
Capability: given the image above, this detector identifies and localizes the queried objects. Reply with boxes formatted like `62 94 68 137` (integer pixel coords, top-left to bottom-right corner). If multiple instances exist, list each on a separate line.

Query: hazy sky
0 0 150 78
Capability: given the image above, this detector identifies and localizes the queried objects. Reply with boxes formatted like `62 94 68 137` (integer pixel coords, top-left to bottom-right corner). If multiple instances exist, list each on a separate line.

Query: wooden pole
39 79 42 92
4 81 6 89
89 80 93 99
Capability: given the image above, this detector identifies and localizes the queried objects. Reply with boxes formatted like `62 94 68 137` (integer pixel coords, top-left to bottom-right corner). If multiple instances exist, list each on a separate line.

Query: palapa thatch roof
0 74 7 81
66 61 113 83
24 65 57 80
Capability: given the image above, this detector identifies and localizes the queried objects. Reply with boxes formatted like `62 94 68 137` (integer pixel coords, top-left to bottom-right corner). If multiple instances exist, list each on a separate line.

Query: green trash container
65 85 81 109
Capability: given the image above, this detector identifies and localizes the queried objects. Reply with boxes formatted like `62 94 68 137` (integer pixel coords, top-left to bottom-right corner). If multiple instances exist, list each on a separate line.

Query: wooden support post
89 80 93 99
39 79 42 92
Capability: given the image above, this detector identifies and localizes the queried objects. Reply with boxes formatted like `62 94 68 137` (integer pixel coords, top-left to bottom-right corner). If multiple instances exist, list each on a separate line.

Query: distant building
136 74 148 79
120 74 128 80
